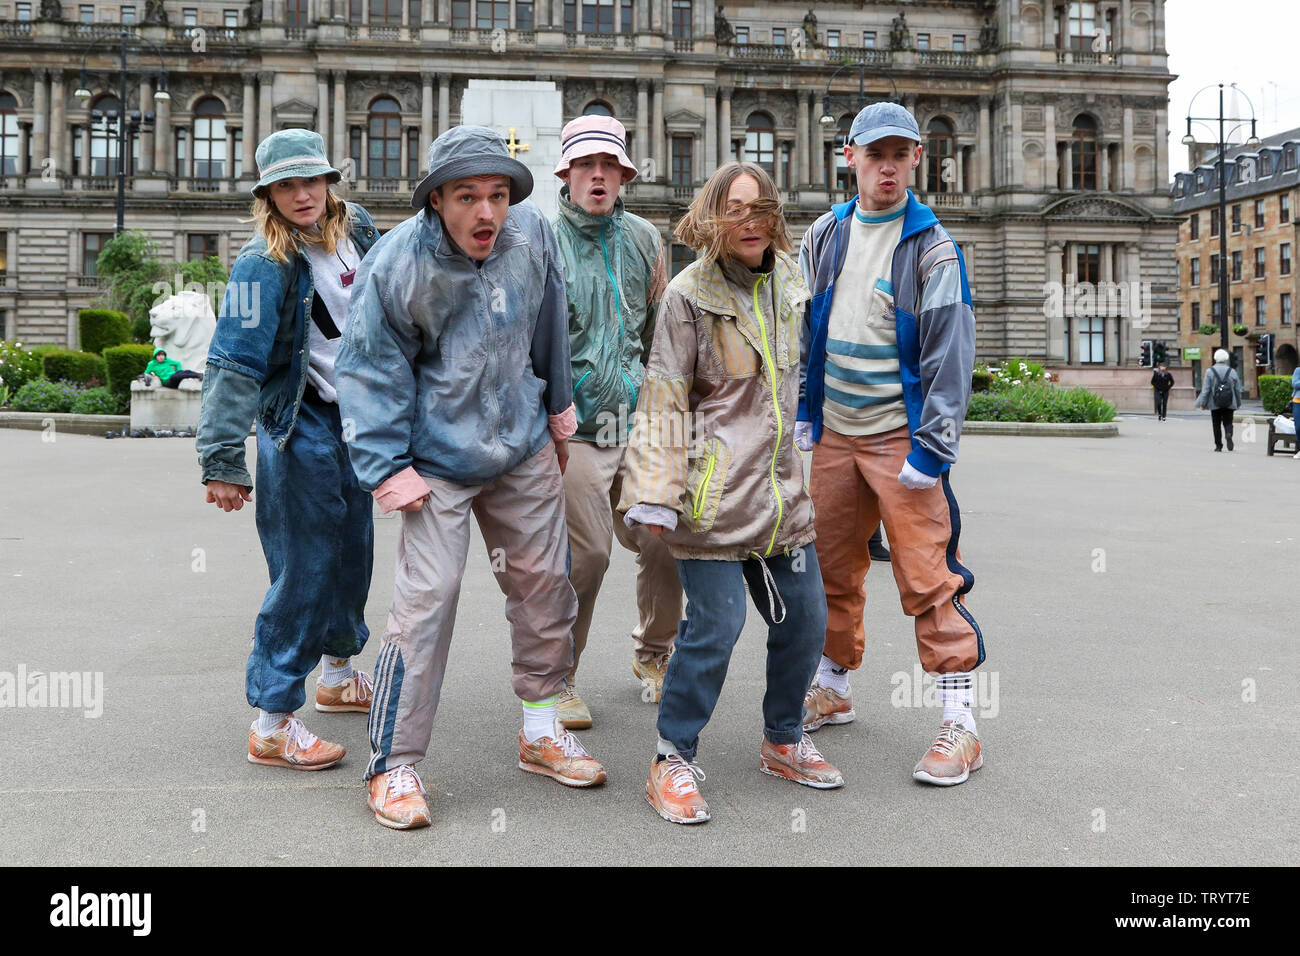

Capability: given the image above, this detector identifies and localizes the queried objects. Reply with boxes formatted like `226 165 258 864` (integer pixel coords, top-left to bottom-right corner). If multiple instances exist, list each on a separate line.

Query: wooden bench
1267 408 1297 456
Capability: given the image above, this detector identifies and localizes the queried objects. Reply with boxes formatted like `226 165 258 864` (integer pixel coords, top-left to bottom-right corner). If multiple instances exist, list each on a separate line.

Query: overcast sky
1165 0 1300 180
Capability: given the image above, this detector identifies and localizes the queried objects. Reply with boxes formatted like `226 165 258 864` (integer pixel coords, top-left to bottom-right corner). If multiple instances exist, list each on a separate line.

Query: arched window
0 93 18 177
1070 114 1097 190
90 94 122 177
582 101 613 117
193 97 227 180
368 96 402 179
744 111 774 176
926 117 955 193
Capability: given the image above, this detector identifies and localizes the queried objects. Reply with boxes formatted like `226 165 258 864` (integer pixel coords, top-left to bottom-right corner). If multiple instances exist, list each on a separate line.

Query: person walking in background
1291 365 1300 460
1196 348 1243 452
1151 363 1173 421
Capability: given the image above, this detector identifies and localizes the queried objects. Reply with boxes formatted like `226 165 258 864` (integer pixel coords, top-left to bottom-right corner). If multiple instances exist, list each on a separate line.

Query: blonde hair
243 187 354 263
673 161 793 264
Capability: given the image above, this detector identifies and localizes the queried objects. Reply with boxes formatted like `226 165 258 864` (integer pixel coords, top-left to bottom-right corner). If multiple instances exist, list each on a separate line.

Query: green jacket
552 187 667 442
146 353 181 381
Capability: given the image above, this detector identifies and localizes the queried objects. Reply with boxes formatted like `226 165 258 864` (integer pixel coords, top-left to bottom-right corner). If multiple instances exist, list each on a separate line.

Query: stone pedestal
130 381 203 430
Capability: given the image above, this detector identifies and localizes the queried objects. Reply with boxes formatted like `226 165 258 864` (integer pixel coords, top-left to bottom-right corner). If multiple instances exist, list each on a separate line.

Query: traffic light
1255 333 1274 367
1152 341 1168 366
1139 340 1153 367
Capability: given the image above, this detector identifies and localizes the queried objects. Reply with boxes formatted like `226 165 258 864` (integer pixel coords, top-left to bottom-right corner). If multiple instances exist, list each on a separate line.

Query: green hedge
70 386 125 415
966 381 1117 423
42 349 107 386
103 343 156 406
78 309 132 355
1259 374 1293 415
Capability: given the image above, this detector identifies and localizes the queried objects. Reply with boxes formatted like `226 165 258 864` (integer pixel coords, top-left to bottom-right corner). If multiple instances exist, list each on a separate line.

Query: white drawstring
749 552 787 624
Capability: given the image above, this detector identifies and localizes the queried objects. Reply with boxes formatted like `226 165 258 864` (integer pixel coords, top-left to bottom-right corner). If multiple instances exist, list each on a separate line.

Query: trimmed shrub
1232 323 1250 337
0 340 47 390
70 386 125 415
966 381 1116 423
1259 374 1293 415
103 343 156 406
971 369 991 393
78 309 132 354
10 378 84 413
42 349 107 386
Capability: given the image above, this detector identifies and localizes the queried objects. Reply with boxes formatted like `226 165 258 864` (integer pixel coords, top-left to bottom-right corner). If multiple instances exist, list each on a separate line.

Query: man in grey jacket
335 126 607 831
1196 347 1244 451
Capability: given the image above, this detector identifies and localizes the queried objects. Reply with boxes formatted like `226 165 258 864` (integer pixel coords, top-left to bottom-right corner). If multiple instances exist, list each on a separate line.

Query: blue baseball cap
848 101 921 147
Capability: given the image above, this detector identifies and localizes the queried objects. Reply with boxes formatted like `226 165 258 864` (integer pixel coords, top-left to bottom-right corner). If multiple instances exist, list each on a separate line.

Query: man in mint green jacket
550 115 681 728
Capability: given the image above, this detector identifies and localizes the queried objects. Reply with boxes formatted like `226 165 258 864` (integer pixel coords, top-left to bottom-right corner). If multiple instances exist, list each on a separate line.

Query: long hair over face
243 186 354 264
673 161 793 264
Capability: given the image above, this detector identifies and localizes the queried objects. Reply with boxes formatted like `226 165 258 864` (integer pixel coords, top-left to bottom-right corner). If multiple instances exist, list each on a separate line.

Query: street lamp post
1182 83 1260 362
73 30 170 236
818 64 898 201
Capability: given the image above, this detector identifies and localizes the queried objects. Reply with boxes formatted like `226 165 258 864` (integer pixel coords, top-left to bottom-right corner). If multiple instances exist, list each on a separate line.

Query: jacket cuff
373 467 429 514
797 397 808 421
548 403 577 442
624 503 678 532
906 446 945 479
202 465 253 489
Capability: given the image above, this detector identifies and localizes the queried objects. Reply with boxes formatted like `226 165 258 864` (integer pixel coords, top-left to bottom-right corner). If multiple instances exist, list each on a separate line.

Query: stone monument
459 79 564 221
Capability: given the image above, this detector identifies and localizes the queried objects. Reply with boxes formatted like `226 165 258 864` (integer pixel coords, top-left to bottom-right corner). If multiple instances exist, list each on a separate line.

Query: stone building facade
0 0 1176 397
1172 129 1299 397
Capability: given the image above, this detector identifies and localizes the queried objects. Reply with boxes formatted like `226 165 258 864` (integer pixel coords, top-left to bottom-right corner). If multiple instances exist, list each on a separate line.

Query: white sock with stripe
523 696 559 742
320 656 354 687
817 654 850 694
937 671 976 736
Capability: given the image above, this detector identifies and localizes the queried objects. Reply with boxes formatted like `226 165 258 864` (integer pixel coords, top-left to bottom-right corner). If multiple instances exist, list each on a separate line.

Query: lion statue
150 290 217 373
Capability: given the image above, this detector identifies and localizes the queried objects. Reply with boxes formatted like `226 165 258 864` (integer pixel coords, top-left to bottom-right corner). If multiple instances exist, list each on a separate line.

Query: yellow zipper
692 453 717 521
752 274 784 556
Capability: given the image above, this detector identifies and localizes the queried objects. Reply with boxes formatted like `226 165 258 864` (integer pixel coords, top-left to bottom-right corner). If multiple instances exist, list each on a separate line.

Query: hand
898 460 938 490
555 437 569 475
397 495 428 512
794 420 814 452
646 524 665 536
205 480 252 512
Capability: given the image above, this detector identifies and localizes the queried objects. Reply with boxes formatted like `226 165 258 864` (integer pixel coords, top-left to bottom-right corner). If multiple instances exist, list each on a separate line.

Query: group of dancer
196 99 985 830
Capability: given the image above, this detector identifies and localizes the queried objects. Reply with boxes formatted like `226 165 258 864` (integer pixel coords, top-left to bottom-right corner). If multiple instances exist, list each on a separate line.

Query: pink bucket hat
553 115 639 183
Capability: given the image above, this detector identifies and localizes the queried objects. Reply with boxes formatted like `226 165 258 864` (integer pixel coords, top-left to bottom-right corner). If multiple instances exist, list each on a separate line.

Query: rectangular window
1232 297 1242 322
1210 255 1219 283
232 128 242 178
477 0 508 29
670 243 695 277
1255 198 1266 228
286 0 307 24
670 135 692 187
121 5 135 22
1255 247 1266 278
1231 250 1242 282
1282 194 1291 222
187 234 219 261
1190 258 1200 285
1075 243 1100 283
772 27 785 45
917 33 930 50
826 29 839 47
862 30 875 48
406 128 419 179
1283 293 1293 326
224 8 237 26
1190 212 1198 240
174 128 187 176
1255 295 1266 325
453 0 470 27
1068 0 1098 50
79 4 94 22
83 233 114 277
1282 242 1293 275
350 127 362 177
670 0 690 38
0 233 6 273
1210 208 1220 236
410 0 421 24
1231 203 1241 233
952 34 965 51
15 2 31 20
349 0 362 22
620 0 631 34
734 25 747 43
1078 316 1105 364
183 7 197 25
1210 299 1219 321
1191 301 1200 328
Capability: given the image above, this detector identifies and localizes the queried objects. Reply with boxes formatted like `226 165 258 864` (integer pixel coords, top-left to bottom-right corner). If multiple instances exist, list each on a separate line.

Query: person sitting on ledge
144 348 202 388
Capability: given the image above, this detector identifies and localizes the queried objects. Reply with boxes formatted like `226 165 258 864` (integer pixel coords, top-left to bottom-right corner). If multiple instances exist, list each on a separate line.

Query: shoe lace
794 734 823 763
282 717 318 758
555 731 590 759
930 722 968 757
386 765 424 799
663 754 706 795
355 671 375 700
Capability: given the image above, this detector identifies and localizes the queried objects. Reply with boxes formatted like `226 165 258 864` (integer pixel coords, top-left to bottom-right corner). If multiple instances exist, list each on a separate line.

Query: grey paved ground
0 410 1295 866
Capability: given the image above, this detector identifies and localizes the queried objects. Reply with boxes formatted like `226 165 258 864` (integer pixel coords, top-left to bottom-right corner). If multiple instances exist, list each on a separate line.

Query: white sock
817 654 850 695
255 710 290 736
320 656 355 687
523 696 559 743
937 671 977 736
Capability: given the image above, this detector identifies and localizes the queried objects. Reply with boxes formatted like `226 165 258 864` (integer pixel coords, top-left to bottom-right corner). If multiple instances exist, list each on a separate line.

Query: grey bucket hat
410 125 533 211
252 129 341 197
848 101 921 147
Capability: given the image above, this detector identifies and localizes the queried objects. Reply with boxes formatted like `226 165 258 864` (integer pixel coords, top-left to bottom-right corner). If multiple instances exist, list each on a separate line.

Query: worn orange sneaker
315 671 375 713
518 723 607 787
367 765 432 830
646 754 710 824
632 655 669 703
802 682 855 732
247 716 344 771
760 734 845 789
913 720 983 786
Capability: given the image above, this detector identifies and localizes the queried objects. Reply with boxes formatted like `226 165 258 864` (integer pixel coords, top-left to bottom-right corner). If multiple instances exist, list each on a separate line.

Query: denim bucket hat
410 125 533 210
252 129 342 198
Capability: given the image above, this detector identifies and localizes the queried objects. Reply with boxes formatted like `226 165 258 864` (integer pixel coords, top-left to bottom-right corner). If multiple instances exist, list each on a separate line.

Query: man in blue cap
796 101 986 786
335 126 608 830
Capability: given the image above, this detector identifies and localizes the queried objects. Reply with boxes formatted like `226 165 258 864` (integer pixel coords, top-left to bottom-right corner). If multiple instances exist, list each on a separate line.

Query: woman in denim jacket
196 129 381 771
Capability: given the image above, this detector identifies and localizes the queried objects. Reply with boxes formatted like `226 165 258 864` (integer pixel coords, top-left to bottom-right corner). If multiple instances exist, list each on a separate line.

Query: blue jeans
657 545 827 762
247 396 374 712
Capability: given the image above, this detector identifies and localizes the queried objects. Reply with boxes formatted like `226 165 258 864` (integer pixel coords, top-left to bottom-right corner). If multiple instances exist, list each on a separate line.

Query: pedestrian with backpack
1196 348 1243 451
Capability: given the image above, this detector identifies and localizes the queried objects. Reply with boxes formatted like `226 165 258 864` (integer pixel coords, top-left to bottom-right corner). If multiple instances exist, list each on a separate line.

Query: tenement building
1172 129 1299 396
0 0 1176 397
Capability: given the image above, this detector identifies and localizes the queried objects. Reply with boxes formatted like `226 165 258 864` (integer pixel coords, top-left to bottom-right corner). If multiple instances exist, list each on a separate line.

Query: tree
94 231 229 342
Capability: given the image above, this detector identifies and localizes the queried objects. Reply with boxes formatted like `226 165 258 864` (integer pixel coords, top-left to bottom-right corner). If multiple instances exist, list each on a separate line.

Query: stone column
17 125 28 174
652 80 665 181
438 74 450 137
153 89 171 173
796 90 810 186
1008 91 1022 187
977 95 992 190
316 74 330 160
360 125 368 178
31 69 48 171
258 72 275 142
1121 105 1133 189
1099 141 1110 191
333 71 347 165
135 79 153 175
1044 102 1057 190
421 72 434 152
1153 108 1167 192
636 79 649 167
1062 142 1073 189
809 92 824 187
1152 0 1165 51
717 87 731 168
703 85 717 177
954 147 964 195
82 123 93 176
1047 241 1065 360
49 70 65 176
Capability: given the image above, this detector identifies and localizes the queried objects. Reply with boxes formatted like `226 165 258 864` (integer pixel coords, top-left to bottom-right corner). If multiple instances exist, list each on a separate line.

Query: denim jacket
195 202 379 488
334 200 572 501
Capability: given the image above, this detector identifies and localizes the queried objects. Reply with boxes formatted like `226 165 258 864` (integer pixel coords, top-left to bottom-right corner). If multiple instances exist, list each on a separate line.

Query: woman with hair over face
196 129 381 771
618 161 843 825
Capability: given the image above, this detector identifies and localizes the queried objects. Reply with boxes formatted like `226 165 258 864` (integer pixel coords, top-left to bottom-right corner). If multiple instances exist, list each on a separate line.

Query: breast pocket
709 315 761 380
867 278 895 330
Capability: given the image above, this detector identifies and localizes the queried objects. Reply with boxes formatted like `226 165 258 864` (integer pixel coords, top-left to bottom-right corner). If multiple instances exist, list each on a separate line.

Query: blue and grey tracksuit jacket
798 190 975 478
